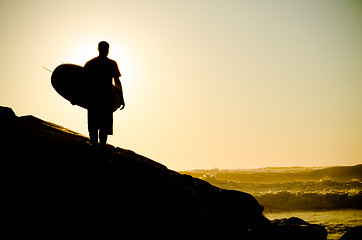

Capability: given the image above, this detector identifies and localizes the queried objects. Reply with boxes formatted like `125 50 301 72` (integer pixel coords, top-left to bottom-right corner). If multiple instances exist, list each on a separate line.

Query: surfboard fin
42 66 53 73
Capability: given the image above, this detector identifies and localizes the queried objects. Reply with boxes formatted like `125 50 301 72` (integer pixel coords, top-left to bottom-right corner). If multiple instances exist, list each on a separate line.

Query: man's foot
92 142 99 152
89 142 98 160
99 143 107 155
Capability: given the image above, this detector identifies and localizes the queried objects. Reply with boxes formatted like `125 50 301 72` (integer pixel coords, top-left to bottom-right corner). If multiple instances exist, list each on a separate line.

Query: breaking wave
183 165 362 211
214 179 362 211
255 191 362 211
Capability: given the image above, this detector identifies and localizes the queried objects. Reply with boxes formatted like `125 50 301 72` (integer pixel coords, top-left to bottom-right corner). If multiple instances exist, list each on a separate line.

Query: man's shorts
87 108 113 135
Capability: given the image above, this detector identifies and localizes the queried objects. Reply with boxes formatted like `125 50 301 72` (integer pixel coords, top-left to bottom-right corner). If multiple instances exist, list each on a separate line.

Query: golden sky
1 0 361 170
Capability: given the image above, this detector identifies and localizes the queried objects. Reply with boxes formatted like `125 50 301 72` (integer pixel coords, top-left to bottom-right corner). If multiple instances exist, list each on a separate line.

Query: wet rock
271 217 327 240
340 226 362 240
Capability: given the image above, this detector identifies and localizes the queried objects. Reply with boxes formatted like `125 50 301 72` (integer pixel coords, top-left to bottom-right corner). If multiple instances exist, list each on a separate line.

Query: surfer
84 41 124 154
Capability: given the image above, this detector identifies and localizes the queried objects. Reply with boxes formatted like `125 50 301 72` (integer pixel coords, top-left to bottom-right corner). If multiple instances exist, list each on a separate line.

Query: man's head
98 41 109 57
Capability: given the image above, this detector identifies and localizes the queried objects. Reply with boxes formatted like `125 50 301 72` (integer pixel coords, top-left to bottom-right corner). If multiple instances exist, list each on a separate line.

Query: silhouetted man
84 41 124 154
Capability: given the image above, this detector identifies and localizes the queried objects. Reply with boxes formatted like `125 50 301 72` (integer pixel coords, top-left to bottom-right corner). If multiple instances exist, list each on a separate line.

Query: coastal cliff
1 106 327 239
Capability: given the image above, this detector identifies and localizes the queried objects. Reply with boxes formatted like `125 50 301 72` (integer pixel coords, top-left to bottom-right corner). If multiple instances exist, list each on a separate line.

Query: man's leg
89 129 98 152
99 130 108 153
88 110 99 152
99 111 111 154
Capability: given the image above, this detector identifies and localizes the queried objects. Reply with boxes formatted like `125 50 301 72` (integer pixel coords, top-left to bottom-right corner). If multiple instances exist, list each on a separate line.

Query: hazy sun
64 38 139 105
65 39 135 78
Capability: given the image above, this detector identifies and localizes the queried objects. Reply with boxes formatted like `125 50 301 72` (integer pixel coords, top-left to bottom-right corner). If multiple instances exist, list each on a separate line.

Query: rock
1 106 328 239
0 106 16 124
271 217 328 240
339 226 362 240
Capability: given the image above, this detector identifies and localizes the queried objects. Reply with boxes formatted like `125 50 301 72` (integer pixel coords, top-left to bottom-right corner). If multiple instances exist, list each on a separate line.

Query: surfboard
51 64 124 112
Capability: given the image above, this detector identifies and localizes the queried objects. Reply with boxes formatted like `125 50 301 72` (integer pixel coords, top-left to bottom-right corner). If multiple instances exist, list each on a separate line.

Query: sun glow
65 41 98 66
63 38 139 101
1 0 361 170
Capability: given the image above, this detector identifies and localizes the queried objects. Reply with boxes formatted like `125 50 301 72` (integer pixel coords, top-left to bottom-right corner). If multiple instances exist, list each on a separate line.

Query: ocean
182 165 362 240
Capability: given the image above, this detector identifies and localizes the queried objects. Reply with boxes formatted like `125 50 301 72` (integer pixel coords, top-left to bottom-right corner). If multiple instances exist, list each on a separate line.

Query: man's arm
114 76 121 86
114 77 125 110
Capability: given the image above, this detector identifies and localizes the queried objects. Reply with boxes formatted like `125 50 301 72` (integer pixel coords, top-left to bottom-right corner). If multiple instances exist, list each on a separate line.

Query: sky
1 0 361 170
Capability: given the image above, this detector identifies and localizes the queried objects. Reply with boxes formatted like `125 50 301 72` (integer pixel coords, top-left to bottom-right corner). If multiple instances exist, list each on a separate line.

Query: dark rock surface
271 217 328 240
1 106 327 239
339 226 362 240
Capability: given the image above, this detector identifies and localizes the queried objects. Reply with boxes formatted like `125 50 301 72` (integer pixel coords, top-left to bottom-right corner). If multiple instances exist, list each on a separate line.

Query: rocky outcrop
339 226 362 240
271 217 327 240
1 106 327 239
